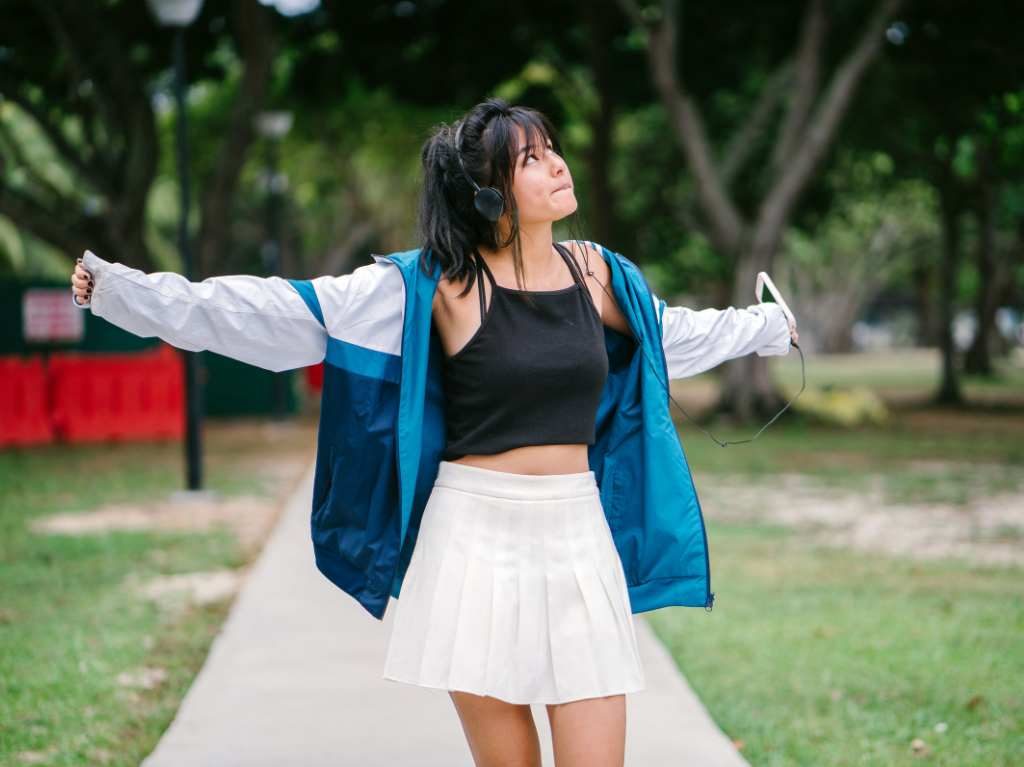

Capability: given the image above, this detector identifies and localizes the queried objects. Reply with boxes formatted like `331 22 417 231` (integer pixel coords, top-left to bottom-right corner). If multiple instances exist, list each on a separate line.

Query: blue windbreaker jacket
76 243 792 620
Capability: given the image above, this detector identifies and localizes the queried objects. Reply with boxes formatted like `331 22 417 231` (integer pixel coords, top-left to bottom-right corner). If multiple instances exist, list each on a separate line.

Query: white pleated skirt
382 460 646 705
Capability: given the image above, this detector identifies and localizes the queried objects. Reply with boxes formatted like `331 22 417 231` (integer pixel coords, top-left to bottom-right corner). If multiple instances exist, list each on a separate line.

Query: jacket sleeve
73 249 328 372
653 292 792 379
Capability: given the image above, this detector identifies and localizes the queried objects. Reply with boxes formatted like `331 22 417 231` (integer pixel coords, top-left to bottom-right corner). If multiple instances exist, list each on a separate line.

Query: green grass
644 521 1024 767
651 349 1024 764
671 349 1024 507
769 348 1024 401
675 414 1024 507
0 421 314 766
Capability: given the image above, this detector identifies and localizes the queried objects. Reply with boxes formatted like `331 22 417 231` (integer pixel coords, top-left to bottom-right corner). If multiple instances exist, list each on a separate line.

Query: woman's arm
72 249 330 372
559 240 794 379
656 294 793 379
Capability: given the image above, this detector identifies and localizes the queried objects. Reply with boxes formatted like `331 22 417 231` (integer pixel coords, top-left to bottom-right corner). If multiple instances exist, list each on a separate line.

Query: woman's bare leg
545 694 626 767
449 690 542 767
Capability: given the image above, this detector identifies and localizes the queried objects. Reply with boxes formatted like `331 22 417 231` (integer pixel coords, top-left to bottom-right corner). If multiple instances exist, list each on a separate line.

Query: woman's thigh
449 690 542 767
545 694 626 767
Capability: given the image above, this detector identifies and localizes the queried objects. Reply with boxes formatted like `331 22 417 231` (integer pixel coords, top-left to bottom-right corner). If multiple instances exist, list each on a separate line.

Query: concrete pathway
142 460 749 766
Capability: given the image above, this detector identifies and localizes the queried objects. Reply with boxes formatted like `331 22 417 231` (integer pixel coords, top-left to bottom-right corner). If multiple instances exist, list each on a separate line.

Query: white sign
23 289 85 343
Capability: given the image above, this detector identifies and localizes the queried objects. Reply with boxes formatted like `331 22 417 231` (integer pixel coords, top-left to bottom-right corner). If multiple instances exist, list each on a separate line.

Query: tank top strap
553 241 588 290
473 243 586 295
472 249 497 318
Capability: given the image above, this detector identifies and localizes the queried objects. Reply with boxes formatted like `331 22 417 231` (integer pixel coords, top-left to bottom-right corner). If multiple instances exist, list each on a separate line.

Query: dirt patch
700 471 1024 568
29 493 282 559
128 568 247 616
28 417 317 560
116 665 169 690
16 746 59 764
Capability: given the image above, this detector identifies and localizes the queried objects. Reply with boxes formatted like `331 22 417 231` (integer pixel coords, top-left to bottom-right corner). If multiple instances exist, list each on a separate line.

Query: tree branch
0 184 94 256
770 0 826 174
0 87 114 196
35 2 120 135
618 0 746 253
196 0 275 277
720 60 793 187
751 0 904 263
0 115 71 206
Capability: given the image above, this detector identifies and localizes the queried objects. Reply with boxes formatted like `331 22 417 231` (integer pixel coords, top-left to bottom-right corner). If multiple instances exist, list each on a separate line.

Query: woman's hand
788 318 799 345
65 249 337 372
71 257 94 305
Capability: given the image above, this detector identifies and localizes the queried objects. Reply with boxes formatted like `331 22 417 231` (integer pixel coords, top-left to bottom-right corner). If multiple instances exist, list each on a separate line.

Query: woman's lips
553 185 573 194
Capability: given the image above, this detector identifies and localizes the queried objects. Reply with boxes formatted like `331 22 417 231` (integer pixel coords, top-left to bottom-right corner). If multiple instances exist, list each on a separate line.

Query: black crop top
440 241 609 460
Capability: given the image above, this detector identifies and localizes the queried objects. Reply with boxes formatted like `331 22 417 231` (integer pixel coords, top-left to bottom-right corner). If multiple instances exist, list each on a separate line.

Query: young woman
71 97 797 767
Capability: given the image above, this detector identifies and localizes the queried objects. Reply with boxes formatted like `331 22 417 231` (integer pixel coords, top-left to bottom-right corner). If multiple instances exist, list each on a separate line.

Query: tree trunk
911 258 936 346
717 249 787 421
935 183 964 405
0 4 160 271
617 0 903 421
195 0 274 278
964 173 998 375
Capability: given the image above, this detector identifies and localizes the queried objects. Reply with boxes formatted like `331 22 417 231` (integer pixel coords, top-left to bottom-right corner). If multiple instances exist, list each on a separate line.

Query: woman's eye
525 145 555 164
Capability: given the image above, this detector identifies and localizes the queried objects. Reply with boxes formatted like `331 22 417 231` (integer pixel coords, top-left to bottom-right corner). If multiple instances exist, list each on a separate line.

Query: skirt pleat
382 460 646 705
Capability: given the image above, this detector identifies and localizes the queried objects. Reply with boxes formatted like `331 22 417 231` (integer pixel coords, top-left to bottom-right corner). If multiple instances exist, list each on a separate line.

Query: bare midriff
450 443 591 476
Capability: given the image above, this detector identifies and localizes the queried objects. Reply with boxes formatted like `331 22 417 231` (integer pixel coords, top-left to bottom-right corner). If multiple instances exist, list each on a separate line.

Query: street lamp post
147 0 205 491
255 111 293 421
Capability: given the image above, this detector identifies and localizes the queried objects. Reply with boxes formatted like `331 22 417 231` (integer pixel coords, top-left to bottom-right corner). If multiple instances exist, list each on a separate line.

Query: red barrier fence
1 344 184 447
48 344 185 443
0 356 54 446
2 345 322 448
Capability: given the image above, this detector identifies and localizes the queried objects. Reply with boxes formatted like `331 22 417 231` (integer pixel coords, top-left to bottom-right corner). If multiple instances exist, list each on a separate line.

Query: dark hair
416 97 586 307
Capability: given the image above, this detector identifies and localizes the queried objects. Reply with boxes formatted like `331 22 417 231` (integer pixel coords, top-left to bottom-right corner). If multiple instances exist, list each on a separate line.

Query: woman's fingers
71 261 95 302
72 272 93 289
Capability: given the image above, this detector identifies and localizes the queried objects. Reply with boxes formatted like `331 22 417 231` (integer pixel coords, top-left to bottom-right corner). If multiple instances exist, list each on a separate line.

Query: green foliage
784 150 940 302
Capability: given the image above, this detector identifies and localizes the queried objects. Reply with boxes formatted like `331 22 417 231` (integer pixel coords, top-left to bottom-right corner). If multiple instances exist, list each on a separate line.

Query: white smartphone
755 271 796 329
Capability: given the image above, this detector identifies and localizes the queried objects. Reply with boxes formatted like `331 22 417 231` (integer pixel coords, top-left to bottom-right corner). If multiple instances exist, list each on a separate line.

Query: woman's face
506 126 576 226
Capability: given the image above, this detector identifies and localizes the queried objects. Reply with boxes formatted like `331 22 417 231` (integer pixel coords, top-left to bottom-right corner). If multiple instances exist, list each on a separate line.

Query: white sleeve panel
311 258 405 357
77 250 327 372
657 294 792 379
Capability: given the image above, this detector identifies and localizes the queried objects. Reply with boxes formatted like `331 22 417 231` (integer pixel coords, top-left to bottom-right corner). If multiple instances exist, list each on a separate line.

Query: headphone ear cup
474 187 505 222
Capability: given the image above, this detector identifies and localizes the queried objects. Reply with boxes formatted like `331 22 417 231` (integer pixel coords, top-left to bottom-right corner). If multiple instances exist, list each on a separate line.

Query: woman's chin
554 197 578 218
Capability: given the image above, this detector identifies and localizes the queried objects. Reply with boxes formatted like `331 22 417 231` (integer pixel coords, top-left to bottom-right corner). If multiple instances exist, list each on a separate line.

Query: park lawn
653 350 1023 764
669 349 1024 507
644 521 1023 767
0 419 316 767
676 413 1024 508
770 348 1024 402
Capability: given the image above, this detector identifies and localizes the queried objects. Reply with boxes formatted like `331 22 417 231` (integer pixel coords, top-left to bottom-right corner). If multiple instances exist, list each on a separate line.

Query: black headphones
452 119 505 222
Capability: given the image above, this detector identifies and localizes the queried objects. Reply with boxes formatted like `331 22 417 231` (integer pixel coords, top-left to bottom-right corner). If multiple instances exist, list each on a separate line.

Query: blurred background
1 1 1021 765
